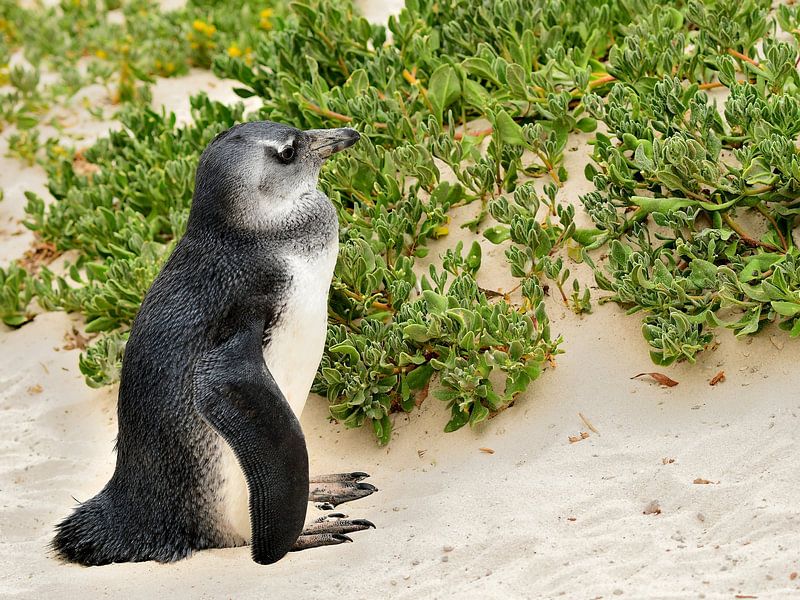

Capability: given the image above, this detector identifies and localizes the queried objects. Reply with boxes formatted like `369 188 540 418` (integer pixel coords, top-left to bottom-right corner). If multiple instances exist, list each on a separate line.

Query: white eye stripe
257 138 294 153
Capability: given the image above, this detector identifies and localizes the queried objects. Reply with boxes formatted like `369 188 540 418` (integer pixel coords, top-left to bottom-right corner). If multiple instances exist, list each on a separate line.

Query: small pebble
613 590 623 596
443 545 454 552
441 555 449 563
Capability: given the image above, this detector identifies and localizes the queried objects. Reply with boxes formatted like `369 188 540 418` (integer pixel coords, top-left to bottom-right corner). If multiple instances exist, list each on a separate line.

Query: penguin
52 121 377 566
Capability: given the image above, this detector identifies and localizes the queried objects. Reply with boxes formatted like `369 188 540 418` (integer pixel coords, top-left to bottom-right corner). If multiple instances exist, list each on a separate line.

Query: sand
2 3 800 598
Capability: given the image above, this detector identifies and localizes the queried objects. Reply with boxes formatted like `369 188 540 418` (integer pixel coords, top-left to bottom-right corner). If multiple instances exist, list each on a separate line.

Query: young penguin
52 122 376 566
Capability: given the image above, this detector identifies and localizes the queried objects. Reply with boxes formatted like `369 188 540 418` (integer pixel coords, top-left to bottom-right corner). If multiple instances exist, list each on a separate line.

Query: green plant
579 1 800 364
0 264 33 327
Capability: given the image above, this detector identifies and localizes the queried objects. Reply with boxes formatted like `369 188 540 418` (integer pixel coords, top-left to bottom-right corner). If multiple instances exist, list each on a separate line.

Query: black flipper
192 304 308 565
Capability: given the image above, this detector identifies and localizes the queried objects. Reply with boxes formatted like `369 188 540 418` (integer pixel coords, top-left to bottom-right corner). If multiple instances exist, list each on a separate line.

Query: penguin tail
51 493 122 566
52 490 197 566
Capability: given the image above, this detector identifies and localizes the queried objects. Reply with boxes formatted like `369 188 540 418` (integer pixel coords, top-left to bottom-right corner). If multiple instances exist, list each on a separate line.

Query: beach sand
1 2 799 598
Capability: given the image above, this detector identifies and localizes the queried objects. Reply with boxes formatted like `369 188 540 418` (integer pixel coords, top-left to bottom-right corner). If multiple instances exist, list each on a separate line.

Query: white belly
216 242 338 541
263 253 335 418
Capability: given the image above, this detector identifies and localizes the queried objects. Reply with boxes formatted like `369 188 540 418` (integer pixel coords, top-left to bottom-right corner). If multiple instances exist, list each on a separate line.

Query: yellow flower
94 49 108 59
259 7 274 30
192 20 216 36
227 44 242 58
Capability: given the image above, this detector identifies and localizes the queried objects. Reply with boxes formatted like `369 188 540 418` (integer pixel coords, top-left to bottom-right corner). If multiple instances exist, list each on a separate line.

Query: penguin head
189 121 360 231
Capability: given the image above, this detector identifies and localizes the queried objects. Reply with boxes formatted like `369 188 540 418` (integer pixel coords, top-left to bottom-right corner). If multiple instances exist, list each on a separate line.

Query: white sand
2 3 800 598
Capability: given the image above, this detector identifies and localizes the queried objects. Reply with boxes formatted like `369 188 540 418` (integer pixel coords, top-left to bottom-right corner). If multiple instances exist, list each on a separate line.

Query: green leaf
330 343 360 363
575 117 597 133
469 402 489 426
403 323 431 343
483 225 511 244
771 301 800 317
405 364 434 390
428 64 461 122
493 110 526 147
444 405 470 432
423 289 448 313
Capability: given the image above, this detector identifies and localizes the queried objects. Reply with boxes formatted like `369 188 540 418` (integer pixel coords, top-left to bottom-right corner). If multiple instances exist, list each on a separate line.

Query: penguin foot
309 472 370 484
290 513 375 552
309 473 377 508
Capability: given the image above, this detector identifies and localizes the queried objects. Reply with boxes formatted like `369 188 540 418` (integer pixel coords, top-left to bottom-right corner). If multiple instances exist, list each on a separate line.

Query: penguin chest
263 245 338 418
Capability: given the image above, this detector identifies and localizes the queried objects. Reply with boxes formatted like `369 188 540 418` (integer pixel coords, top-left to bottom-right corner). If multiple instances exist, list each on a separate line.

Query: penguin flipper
192 313 309 565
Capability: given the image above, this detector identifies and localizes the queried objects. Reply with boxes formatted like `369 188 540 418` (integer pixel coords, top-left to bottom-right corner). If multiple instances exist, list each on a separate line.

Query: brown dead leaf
72 150 101 179
568 431 590 443
662 457 675 465
18 240 59 273
693 478 717 485
631 372 679 387
414 381 430 408
479 447 495 454
63 327 90 351
26 384 43 394
709 370 725 386
643 500 661 515
790 572 797 581
566 516 576 521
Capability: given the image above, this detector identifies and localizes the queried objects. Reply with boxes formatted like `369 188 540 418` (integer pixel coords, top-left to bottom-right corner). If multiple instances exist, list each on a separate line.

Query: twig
578 412 599 434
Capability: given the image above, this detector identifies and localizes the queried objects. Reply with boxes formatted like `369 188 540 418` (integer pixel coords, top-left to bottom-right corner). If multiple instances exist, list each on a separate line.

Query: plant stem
755 203 787 252
727 48 759 67
589 74 616 88
722 212 780 251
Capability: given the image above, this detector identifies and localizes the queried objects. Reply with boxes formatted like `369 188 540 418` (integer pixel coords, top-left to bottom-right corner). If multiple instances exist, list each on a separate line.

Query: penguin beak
306 127 361 160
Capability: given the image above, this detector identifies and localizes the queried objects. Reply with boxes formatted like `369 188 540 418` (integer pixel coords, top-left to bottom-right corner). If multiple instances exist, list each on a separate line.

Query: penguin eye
278 146 295 163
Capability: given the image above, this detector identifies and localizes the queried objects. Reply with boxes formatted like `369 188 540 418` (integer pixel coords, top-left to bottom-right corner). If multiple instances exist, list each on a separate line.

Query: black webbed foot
290 513 375 552
309 472 378 508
